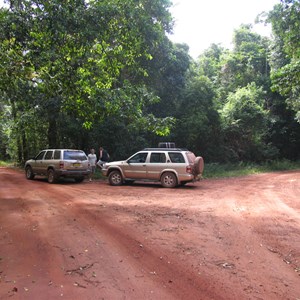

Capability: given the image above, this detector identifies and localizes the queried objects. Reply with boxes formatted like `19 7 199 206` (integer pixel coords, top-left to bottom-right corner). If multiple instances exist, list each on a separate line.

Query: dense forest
0 0 299 164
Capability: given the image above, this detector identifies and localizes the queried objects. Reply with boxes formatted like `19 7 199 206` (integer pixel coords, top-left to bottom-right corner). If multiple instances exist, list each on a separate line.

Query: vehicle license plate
73 163 81 167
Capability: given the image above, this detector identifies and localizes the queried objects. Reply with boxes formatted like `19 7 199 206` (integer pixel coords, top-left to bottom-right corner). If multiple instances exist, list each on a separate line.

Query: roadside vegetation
0 161 10 167
204 160 300 179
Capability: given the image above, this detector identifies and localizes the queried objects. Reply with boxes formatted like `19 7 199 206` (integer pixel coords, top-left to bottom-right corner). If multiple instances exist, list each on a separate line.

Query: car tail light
59 161 64 169
186 165 192 173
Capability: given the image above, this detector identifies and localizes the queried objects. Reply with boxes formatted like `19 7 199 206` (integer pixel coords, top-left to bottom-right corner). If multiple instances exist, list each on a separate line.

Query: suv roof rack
142 148 188 151
158 142 176 148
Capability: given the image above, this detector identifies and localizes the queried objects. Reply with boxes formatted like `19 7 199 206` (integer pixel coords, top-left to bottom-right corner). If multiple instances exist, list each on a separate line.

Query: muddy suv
101 148 204 188
25 149 90 183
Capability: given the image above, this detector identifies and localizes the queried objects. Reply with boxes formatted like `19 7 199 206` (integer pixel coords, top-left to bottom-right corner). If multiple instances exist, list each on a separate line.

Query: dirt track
0 167 300 300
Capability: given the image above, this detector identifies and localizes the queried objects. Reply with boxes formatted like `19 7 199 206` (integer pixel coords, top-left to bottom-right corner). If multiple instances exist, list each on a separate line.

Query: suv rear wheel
161 172 177 188
74 177 84 183
108 170 123 186
47 169 57 184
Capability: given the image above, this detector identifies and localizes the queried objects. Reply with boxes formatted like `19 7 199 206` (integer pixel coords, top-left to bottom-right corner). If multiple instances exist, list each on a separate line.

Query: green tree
267 93 300 160
144 42 191 118
220 83 276 161
267 0 300 121
0 0 174 161
196 43 225 81
174 73 222 161
219 24 270 96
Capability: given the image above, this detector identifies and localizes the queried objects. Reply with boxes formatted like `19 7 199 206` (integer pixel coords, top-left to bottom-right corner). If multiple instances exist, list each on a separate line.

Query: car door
31 150 47 174
123 152 148 179
147 152 167 180
168 152 187 176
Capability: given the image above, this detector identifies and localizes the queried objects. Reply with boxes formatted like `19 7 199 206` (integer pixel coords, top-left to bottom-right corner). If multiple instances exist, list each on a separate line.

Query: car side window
128 153 148 163
54 150 61 159
35 151 46 160
45 150 53 160
169 152 185 163
150 153 166 163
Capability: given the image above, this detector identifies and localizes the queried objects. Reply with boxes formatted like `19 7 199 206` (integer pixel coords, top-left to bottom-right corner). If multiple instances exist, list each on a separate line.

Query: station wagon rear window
63 151 87 161
169 152 185 163
54 150 61 159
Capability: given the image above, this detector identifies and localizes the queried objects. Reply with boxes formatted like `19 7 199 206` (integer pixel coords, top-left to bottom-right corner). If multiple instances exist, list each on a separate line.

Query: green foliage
0 1 299 165
268 0 300 121
267 94 300 160
222 83 267 129
220 83 277 162
196 43 225 81
204 160 300 179
143 41 192 118
219 24 270 96
174 74 222 161
0 160 14 167
0 0 174 161
271 58 300 120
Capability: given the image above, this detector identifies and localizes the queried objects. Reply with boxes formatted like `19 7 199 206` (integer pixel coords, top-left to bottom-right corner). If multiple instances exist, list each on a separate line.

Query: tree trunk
48 116 58 148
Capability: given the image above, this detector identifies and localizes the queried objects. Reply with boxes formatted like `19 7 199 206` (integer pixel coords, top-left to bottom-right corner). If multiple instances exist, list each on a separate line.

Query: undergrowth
204 159 300 179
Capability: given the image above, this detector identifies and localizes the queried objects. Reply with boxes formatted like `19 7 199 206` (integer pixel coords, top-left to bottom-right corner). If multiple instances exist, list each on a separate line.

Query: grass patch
0 160 15 167
204 159 300 179
90 167 107 180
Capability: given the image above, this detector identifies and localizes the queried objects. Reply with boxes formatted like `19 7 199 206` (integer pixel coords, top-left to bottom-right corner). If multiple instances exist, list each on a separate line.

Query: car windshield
63 151 87 161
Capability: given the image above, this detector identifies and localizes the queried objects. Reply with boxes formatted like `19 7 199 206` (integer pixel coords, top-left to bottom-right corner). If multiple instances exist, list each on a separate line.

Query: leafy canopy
267 0 300 121
0 0 174 134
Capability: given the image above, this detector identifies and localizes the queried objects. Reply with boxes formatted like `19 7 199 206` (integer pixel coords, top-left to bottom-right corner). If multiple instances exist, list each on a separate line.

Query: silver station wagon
25 149 90 183
101 148 204 188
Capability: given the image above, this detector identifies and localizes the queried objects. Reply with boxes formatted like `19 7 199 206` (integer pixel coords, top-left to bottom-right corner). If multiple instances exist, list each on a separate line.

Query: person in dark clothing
97 146 110 168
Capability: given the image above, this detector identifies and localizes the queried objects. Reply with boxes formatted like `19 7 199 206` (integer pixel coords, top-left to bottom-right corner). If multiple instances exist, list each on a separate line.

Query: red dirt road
0 167 300 300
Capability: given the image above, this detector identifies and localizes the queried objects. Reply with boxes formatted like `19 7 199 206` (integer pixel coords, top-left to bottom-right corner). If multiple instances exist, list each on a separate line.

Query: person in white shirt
88 148 97 181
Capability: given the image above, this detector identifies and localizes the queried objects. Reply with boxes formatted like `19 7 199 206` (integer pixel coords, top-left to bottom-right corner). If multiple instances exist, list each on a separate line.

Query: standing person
88 148 97 182
97 146 110 169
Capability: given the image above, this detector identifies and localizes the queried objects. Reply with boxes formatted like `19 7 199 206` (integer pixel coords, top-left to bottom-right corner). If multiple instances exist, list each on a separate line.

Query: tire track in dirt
1 168 300 299
1 170 221 299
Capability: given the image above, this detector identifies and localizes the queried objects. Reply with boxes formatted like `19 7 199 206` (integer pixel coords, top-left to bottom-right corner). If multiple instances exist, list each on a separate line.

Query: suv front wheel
108 170 123 186
25 166 35 180
161 172 177 188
